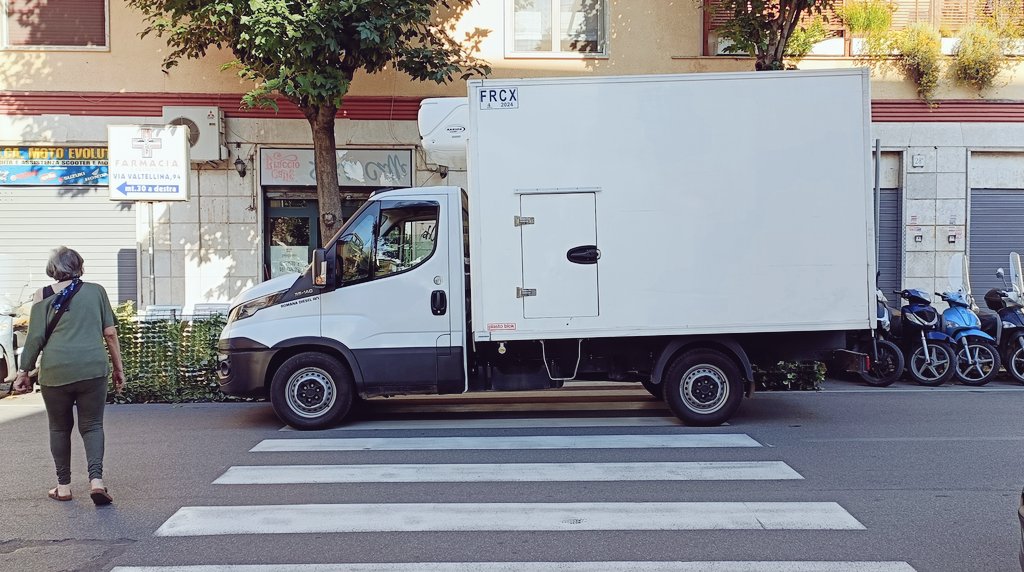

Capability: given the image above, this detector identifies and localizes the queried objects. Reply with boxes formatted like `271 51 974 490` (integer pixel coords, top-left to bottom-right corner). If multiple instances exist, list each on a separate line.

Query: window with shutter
3 0 107 49
890 0 933 29
703 0 847 56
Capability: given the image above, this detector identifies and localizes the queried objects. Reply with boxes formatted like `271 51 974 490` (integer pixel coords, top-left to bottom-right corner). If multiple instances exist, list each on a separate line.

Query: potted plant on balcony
889 22 943 102
839 0 895 56
951 24 1012 93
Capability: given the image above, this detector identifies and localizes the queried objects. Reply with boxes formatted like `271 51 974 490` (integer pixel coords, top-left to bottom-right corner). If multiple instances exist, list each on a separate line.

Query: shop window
2 0 108 49
336 200 440 285
507 0 607 57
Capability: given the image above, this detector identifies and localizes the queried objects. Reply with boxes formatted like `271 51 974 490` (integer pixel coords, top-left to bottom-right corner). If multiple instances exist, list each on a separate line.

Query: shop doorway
263 190 373 280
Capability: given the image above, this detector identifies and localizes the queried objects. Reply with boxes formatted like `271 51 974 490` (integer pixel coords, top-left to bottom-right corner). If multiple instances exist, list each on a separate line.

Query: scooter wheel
858 339 904 387
1005 336 1024 385
907 341 955 386
954 340 1001 386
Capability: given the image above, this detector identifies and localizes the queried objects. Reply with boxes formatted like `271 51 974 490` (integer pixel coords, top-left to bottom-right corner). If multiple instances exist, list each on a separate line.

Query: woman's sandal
48 487 72 502
89 487 113 506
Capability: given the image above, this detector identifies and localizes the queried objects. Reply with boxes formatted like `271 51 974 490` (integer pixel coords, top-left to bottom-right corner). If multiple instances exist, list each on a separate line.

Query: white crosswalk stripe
250 433 761 452
213 460 804 484
155 501 866 536
112 562 917 572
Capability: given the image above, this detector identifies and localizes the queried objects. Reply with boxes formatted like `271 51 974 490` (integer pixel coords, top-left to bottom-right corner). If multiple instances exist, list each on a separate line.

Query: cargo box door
519 192 599 319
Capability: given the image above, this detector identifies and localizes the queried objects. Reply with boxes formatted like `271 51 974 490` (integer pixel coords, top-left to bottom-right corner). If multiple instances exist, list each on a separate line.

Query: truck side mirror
312 248 328 288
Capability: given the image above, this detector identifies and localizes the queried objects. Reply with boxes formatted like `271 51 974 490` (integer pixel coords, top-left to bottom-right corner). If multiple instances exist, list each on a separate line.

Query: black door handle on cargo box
566 245 601 265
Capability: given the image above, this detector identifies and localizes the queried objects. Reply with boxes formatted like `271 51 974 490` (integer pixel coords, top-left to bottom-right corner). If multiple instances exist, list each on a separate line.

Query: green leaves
127 0 490 110
711 0 836 70
110 302 234 404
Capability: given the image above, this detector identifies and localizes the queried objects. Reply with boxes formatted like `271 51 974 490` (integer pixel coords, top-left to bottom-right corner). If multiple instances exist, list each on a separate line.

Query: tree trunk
303 103 342 246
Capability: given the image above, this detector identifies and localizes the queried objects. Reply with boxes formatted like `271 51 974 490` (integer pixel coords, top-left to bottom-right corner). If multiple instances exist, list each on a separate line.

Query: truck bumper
217 337 276 397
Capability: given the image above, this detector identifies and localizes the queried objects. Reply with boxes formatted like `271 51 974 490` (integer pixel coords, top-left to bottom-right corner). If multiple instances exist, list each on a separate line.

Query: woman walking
13 246 125 505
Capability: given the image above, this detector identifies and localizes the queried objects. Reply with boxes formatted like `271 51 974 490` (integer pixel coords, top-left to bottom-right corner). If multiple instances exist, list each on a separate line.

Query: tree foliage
712 0 837 70
127 0 491 242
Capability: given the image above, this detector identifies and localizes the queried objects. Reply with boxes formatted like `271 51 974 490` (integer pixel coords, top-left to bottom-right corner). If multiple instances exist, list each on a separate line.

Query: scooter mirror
997 268 1005 279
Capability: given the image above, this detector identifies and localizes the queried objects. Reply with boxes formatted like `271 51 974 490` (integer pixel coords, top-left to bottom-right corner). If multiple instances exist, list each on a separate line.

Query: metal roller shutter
878 188 902 296
969 188 1024 295
0 187 137 305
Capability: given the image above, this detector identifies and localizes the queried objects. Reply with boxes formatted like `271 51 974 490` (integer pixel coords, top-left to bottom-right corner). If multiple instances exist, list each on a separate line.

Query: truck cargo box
467 69 875 342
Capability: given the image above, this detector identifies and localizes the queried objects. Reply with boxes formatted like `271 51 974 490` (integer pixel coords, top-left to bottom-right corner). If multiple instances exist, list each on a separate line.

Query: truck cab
218 186 468 429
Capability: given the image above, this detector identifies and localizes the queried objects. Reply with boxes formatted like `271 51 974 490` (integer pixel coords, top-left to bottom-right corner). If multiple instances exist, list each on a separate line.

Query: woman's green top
19 282 117 387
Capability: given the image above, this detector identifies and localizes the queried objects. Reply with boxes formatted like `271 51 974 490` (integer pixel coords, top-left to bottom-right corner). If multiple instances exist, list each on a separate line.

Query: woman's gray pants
40 376 107 485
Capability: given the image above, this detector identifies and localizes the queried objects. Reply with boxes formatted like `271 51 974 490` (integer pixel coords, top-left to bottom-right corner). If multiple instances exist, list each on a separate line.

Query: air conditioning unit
162 106 226 162
418 97 468 170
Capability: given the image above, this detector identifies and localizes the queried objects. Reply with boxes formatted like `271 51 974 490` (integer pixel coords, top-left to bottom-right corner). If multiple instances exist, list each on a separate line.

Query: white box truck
217 69 876 429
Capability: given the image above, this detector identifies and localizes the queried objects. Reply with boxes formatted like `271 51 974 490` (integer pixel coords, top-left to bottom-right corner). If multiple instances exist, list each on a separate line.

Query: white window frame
505 0 608 59
0 0 110 51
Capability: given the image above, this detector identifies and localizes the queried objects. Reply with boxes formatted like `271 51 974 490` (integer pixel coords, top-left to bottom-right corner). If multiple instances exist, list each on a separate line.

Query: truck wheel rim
286 367 336 419
680 365 728 414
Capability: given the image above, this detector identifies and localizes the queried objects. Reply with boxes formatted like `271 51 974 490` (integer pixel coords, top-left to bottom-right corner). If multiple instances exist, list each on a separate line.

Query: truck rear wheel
663 349 743 426
270 352 354 430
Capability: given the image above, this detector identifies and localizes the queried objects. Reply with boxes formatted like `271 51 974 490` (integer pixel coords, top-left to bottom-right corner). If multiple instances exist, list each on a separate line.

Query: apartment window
2 0 108 49
507 0 607 57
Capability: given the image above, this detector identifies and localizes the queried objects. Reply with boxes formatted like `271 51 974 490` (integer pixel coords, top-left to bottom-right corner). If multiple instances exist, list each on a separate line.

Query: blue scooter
937 290 1000 386
895 289 956 386
939 253 1001 386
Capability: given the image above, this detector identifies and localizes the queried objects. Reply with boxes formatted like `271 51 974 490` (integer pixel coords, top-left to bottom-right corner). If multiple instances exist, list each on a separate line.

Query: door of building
265 199 319 280
878 187 902 295
969 188 1024 294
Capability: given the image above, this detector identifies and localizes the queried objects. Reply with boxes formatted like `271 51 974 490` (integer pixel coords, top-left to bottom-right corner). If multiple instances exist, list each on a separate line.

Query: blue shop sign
0 146 109 186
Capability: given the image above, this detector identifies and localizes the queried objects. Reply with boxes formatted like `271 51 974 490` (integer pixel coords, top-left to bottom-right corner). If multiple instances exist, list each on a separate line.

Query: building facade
1 0 1023 311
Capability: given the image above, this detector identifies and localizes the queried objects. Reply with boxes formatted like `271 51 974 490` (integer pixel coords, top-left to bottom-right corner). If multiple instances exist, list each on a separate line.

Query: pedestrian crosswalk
114 383 915 571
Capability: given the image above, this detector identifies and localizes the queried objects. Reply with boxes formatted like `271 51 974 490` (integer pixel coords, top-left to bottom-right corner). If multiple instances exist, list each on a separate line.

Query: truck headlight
228 291 285 322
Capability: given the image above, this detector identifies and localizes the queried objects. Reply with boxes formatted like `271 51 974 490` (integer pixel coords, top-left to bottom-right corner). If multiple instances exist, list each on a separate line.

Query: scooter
894 289 956 386
980 252 1024 384
856 286 905 387
937 290 1000 386
939 253 1001 386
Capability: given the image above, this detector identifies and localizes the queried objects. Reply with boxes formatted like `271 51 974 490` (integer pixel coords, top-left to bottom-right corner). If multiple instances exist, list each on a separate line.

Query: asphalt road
1 377 1022 572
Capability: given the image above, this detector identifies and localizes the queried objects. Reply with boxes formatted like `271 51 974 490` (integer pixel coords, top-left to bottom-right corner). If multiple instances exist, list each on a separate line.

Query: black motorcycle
856 287 905 387
979 253 1024 384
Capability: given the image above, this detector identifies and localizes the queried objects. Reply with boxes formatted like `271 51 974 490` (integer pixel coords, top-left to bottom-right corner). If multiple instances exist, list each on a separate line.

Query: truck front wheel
663 349 743 426
270 352 354 430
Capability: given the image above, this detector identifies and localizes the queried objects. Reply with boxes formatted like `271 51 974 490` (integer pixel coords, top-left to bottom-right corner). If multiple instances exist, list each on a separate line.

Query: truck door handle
566 245 601 265
431 290 447 316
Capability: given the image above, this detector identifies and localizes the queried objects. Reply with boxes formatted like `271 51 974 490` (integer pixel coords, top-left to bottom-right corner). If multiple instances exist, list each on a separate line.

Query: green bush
754 361 826 391
785 17 832 61
839 0 895 36
111 301 243 403
889 23 943 103
951 24 1010 92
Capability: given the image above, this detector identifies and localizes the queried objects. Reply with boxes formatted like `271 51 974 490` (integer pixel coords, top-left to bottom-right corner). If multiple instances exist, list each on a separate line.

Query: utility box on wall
162 106 227 162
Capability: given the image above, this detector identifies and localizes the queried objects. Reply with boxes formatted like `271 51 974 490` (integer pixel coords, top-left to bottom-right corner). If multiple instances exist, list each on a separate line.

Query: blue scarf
52 277 82 311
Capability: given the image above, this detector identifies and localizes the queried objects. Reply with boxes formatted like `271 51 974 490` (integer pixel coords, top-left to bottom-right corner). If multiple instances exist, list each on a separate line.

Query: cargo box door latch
516 287 537 298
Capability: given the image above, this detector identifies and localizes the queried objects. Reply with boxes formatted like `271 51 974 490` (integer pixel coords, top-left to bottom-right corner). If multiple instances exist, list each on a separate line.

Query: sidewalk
0 389 45 424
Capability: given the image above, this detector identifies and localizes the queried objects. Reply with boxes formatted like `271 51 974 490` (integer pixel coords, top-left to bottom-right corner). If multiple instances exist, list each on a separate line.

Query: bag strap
42 279 83 346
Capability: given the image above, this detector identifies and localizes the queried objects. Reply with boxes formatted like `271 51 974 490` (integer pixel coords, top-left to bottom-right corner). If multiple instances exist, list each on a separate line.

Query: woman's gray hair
46 246 84 281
